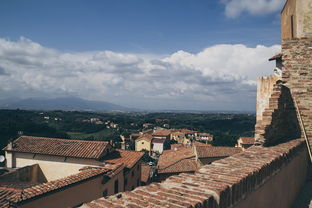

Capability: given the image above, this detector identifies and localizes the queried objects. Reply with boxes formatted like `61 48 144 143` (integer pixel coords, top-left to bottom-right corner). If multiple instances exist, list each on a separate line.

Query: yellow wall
10 152 103 181
135 137 151 152
281 0 297 39
281 0 312 39
18 168 124 208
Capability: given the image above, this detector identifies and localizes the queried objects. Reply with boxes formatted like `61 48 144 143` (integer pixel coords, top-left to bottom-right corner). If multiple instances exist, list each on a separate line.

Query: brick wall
282 37 312 149
255 83 301 146
82 138 307 208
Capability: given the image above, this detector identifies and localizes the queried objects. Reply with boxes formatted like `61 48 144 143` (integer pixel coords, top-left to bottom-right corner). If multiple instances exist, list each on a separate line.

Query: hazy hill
0 97 129 112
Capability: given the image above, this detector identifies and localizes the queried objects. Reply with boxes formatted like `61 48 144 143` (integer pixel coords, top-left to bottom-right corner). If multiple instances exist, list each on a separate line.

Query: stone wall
281 0 312 39
282 37 312 151
255 83 301 146
256 75 279 123
82 138 307 208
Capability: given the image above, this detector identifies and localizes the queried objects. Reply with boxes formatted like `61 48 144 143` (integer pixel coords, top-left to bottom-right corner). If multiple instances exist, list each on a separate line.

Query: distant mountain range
0 97 130 112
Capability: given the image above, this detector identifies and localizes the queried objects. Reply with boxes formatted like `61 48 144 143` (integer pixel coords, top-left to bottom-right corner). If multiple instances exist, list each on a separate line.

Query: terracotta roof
269 53 282 61
82 138 305 208
0 188 17 208
178 129 197 134
157 147 195 173
239 137 255 145
158 158 198 174
103 149 144 170
193 141 212 147
198 133 211 137
195 146 242 158
170 143 185 150
3 136 110 160
141 165 152 183
152 129 172 137
130 133 141 138
136 134 153 142
5 164 124 205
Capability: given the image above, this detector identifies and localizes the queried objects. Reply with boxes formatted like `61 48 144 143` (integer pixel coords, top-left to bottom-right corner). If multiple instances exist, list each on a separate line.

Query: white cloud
220 0 286 18
0 37 280 111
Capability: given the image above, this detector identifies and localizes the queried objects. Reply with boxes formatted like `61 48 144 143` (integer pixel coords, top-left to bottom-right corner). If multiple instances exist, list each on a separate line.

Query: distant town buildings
236 137 255 150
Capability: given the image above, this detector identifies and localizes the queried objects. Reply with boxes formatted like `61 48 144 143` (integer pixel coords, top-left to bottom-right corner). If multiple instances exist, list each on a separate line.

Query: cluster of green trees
0 110 255 151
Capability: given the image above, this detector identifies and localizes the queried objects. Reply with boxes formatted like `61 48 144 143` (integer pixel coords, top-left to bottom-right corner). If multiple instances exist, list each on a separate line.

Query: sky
0 0 286 111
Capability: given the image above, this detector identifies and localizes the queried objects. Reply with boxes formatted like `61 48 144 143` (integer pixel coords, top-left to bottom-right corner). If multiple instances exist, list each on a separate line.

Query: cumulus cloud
220 0 286 18
0 37 280 111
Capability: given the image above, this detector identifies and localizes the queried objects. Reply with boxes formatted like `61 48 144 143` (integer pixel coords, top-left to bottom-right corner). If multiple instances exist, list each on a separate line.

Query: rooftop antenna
18 131 23 136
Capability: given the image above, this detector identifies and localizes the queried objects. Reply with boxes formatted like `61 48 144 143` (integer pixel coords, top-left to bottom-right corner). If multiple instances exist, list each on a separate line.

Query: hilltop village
0 0 312 207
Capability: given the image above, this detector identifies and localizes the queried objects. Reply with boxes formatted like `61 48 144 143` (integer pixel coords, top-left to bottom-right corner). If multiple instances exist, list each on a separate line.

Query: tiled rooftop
195 146 242 158
103 149 144 170
269 52 282 61
157 147 195 173
239 137 255 145
0 188 17 208
6 164 124 206
193 141 211 147
158 158 198 174
152 129 172 137
3 136 110 160
83 138 305 208
136 134 153 141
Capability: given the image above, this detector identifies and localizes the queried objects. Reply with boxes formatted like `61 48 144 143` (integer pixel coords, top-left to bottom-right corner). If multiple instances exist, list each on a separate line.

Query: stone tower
255 0 312 148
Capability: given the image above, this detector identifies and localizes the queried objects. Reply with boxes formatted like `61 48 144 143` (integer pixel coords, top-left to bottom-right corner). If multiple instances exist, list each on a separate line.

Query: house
102 149 144 191
156 147 197 181
196 133 213 143
142 123 153 129
170 131 188 144
152 129 171 140
1 136 144 207
236 137 255 150
0 163 124 208
151 138 170 154
194 145 242 165
179 129 197 138
135 134 153 153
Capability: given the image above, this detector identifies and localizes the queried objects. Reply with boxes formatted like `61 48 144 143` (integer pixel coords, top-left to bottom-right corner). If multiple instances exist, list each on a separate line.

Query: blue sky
0 0 285 111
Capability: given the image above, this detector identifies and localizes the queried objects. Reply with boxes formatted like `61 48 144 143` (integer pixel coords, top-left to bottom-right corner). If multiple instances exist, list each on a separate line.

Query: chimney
7 140 13 150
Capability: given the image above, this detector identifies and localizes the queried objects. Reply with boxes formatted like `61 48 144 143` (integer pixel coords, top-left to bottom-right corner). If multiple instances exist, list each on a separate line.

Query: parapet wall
256 76 279 123
0 164 43 183
83 138 308 208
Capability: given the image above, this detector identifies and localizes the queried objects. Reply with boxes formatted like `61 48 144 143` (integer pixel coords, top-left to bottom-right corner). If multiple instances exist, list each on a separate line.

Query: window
137 178 140 186
103 189 108 197
131 171 134 178
124 178 128 186
114 180 119 194
137 165 139 171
